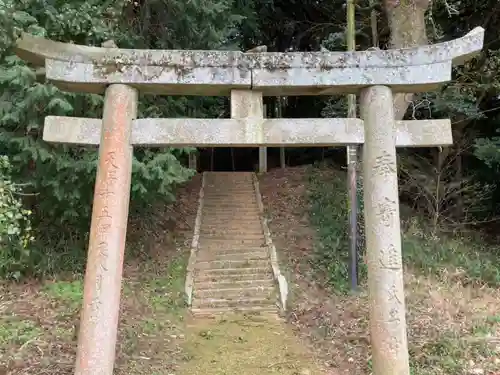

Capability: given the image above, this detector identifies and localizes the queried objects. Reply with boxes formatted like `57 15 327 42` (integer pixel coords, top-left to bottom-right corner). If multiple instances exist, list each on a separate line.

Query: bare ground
0 175 203 375
1 168 499 375
0 171 323 375
258 166 500 375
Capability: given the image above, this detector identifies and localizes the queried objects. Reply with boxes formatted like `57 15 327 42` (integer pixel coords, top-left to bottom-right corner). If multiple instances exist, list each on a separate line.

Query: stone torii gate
15 27 484 375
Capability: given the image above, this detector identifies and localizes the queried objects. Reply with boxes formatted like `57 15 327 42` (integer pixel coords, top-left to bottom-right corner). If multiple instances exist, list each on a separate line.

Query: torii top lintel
15 27 484 96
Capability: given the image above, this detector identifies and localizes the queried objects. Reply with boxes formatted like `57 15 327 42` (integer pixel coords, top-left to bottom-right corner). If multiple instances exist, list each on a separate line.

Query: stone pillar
360 85 410 375
74 84 137 375
230 90 264 173
259 104 267 173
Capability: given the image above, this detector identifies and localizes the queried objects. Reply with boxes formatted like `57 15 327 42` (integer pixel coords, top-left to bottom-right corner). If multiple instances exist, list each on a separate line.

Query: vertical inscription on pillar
89 151 119 323
75 84 137 375
361 85 410 375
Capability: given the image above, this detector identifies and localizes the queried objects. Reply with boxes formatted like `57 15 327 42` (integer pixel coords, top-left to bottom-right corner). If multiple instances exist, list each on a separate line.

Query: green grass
0 318 42 347
138 254 188 314
402 223 500 286
307 165 366 292
307 164 500 289
42 279 83 310
307 164 500 375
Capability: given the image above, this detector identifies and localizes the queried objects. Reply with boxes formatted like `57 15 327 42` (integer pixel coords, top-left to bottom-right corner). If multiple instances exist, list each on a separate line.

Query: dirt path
179 314 323 375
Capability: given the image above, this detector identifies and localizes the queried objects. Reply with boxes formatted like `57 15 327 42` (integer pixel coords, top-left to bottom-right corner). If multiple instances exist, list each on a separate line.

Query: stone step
194 286 275 300
192 296 276 309
201 215 262 222
205 183 253 188
206 179 252 182
195 270 273 283
196 249 269 261
198 246 267 253
200 232 264 239
203 193 254 197
206 175 253 179
195 259 269 270
203 190 255 194
202 213 261 219
200 223 262 230
200 224 262 229
190 305 278 318
201 222 262 228
192 172 278 316
206 172 252 175
200 227 263 234
204 185 254 189
203 204 259 211
203 199 256 203
203 193 255 198
198 242 266 248
196 266 271 276
203 210 259 216
205 176 253 181
195 278 275 291
202 200 256 205
202 208 260 214
199 230 263 237
199 239 266 247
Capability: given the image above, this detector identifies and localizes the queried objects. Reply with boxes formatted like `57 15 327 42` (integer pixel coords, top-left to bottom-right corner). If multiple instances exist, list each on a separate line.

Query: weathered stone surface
189 172 280 316
43 116 452 147
252 63 451 95
45 59 251 95
361 85 410 375
229 90 268 172
16 32 248 66
18 27 484 95
247 26 483 69
74 84 137 375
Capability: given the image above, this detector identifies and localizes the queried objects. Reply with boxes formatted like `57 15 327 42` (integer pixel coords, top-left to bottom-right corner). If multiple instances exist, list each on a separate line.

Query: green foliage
0 155 34 279
1 0 500 281
474 133 500 170
0 0 248 279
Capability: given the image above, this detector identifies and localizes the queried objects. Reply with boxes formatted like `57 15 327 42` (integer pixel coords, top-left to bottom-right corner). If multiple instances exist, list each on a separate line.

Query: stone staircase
189 172 280 316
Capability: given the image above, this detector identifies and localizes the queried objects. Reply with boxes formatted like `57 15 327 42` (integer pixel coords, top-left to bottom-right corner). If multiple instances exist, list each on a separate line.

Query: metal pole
74 84 137 375
259 104 267 173
346 0 358 291
277 97 286 168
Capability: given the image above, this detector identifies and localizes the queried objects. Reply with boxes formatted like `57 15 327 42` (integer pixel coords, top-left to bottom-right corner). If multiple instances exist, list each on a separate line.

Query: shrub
0 155 34 279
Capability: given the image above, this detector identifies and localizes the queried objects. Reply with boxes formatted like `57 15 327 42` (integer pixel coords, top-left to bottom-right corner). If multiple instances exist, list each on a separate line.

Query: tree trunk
385 0 430 120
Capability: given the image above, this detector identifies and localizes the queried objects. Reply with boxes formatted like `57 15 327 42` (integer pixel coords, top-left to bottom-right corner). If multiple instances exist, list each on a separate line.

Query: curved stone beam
16 27 483 95
250 27 484 95
15 32 248 67
248 27 483 70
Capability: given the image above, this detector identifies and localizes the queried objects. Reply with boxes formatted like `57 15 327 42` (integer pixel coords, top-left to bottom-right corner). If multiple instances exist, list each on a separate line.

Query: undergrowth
308 163 500 291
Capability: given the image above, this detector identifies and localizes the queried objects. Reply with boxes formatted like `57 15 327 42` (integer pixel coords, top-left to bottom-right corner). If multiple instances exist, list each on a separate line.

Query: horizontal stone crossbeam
16 28 484 96
43 116 452 147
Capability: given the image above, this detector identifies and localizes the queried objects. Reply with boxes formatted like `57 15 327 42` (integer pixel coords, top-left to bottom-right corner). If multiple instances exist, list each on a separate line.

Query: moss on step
179 314 323 375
